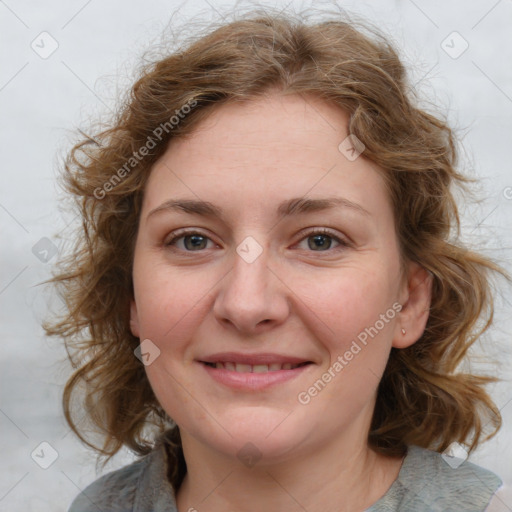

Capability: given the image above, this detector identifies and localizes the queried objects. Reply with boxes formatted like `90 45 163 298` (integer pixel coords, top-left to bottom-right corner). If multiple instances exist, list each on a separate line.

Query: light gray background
1 0 511 510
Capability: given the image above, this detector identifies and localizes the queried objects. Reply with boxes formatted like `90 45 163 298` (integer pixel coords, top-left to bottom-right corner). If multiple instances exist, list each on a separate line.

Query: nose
212 244 290 334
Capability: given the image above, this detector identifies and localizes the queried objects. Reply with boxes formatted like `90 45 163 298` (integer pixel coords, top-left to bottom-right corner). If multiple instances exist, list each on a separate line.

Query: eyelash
164 228 350 254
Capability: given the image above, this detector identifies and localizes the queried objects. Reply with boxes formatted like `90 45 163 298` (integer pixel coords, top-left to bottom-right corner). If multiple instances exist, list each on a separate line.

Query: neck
175 429 404 512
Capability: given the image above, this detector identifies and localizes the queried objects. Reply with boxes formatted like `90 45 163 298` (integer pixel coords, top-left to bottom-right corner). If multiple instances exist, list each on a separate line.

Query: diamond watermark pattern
237 442 262 468
236 236 263 264
31 441 59 469
134 338 161 366
30 31 59 59
32 237 58 263
338 134 365 161
441 442 469 469
441 31 469 59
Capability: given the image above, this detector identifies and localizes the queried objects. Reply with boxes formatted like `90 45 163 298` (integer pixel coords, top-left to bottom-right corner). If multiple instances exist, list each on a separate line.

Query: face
130 93 429 464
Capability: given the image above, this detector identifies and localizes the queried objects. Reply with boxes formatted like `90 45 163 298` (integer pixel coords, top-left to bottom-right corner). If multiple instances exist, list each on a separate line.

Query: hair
44 6 507 491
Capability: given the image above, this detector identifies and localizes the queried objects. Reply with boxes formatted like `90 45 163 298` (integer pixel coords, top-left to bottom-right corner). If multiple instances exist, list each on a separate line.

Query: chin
181 406 311 465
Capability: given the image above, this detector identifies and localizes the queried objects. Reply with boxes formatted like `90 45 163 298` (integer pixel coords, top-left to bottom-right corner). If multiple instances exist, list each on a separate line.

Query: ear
393 261 432 349
130 299 140 338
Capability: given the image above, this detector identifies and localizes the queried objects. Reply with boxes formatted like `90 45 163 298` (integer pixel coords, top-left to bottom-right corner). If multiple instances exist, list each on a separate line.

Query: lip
197 357 314 391
198 352 312 366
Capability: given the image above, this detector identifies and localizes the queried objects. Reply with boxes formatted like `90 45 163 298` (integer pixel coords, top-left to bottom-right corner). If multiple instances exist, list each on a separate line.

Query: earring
401 328 406 335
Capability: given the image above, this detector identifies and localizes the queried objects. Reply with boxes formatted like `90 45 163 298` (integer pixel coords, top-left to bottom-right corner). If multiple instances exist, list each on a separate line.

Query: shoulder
67 455 148 512
67 440 177 512
368 445 503 512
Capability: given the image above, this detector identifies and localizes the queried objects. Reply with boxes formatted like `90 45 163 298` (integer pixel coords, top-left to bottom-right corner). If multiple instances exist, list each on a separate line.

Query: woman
46 8 506 511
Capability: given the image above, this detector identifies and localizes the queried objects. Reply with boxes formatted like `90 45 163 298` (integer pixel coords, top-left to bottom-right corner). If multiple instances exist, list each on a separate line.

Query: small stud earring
401 328 406 335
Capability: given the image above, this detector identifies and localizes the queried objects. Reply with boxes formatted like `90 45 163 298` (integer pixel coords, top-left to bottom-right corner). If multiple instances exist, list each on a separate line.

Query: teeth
209 362 306 372
235 363 252 373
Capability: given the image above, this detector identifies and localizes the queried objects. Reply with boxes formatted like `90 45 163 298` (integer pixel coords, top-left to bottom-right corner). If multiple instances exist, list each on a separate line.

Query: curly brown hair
44 7 507 490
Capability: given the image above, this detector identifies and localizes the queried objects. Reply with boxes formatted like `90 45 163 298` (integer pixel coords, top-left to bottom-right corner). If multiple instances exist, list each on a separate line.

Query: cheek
300 278 397 409
295 269 399 398
303 269 397 340
133 261 210 342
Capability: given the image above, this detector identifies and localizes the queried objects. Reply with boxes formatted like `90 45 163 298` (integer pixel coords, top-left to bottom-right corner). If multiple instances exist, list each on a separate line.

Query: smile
202 361 310 372
197 353 314 390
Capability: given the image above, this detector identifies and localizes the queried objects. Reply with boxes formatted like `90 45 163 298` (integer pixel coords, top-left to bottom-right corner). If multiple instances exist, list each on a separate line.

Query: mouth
201 361 312 372
197 353 315 390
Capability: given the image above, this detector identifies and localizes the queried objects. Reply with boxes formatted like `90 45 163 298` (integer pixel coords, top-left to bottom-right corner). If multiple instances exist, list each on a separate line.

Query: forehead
142 93 392 221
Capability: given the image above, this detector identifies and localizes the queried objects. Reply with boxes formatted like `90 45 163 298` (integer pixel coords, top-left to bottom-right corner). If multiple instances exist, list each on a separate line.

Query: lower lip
198 362 313 390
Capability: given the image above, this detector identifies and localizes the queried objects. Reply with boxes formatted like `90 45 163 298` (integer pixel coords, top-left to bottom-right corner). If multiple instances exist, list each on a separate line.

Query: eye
164 228 350 254
165 230 216 251
296 228 350 252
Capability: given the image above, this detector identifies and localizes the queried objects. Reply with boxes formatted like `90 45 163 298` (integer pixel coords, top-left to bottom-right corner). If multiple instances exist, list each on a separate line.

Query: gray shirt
68 439 502 511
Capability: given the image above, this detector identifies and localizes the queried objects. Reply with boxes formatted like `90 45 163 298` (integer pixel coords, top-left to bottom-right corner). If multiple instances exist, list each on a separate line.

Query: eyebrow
147 196 371 221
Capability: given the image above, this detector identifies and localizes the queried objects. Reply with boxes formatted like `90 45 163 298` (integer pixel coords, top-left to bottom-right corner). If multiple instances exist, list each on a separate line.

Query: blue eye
165 228 349 253
297 229 348 252
165 231 214 251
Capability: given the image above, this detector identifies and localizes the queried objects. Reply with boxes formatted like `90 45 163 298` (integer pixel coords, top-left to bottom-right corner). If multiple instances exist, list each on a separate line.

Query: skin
130 92 432 512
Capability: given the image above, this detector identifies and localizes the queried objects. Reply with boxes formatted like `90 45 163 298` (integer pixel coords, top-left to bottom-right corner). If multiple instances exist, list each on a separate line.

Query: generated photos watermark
297 302 402 405
94 98 198 200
